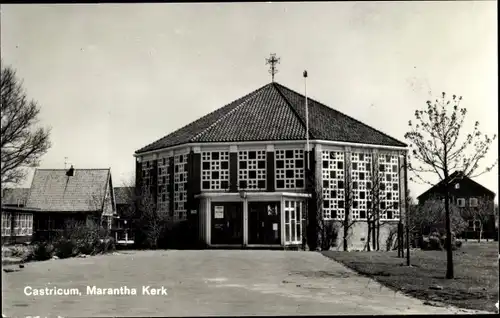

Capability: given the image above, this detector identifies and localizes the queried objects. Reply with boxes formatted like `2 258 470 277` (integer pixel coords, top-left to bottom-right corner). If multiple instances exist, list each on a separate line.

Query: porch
195 192 311 248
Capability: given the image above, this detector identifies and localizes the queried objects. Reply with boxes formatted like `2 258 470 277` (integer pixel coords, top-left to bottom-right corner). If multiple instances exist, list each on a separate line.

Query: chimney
66 165 74 177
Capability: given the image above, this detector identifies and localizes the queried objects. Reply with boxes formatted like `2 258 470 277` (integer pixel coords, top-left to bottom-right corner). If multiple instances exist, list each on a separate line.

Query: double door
248 201 281 245
211 202 243 245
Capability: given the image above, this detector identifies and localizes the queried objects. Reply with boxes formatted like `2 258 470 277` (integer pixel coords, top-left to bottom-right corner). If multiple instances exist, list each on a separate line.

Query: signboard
267 205 277 216
214 206 224 219
190 210 197 215
272 223 278 231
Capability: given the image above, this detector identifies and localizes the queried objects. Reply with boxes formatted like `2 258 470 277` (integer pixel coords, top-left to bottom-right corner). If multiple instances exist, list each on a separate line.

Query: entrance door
211 202 243 245
248 201 281 245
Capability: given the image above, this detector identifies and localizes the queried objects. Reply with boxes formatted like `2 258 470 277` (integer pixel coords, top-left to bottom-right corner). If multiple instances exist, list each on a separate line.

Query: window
201 151 229 190
141 160 153 196
378 154 400 220
457 198 466 207
157 157 170 217
321 151 345 220
238 150 266 190
469 198 478 207
351 152 373 220
2 212 11 236
174 154 188 221
13 213 33 236
275 149 305 189
454 183 460 189
284 200 303 244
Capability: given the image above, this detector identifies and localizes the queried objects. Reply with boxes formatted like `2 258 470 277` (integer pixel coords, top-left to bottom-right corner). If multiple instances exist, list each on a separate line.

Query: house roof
135 82 407 154
114 187 134 205
1 188 30 206
25 168 112 212
416 171 496 200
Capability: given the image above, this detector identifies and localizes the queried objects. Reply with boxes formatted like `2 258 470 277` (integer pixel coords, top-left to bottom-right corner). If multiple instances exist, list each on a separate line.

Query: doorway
210 202 243 245
248 201 281 245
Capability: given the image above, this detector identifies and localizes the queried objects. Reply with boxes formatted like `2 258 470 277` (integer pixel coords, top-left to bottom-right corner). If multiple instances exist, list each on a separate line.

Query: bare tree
314 185 336 251
364 158 397 252
1 64 51 187
460 196 494 242
341 161 357 251
405 92 497 279
420 197 468 236
120 179 168 249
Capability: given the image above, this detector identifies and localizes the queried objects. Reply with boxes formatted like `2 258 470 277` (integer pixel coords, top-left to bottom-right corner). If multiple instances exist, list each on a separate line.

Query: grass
322 241 499 313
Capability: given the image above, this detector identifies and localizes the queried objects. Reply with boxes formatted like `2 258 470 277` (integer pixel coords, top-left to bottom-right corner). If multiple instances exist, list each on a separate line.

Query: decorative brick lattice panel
174 154 188 220
238 150 266 190
275 149 305 189
351 152 373 220
378 154 400 220
321 151 345 220
201 151 229 190
157 157 170 216
141 160 153 197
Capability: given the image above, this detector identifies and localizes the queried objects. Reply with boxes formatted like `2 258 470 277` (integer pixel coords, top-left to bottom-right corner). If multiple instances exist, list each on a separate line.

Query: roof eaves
135 83 274 154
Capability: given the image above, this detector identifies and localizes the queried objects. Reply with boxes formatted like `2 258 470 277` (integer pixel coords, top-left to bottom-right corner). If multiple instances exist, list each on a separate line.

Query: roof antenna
66 165 74 177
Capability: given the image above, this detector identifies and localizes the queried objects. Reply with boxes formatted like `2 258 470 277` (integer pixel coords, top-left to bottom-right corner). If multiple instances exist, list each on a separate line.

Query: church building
134 58 408 250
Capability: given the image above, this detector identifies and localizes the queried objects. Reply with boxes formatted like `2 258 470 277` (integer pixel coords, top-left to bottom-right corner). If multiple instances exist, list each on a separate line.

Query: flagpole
303 70 309 170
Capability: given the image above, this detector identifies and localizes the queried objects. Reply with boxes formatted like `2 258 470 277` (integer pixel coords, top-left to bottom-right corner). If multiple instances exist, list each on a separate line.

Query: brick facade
135 143 407 249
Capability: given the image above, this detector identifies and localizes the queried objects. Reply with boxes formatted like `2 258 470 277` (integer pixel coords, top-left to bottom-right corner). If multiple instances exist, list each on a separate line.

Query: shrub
319 221 338 251
420 234 443 250
386 226 398 251
428 235 443 250
26 242 54 261
96 237 116 254
54 238 78 259
9 245 30 258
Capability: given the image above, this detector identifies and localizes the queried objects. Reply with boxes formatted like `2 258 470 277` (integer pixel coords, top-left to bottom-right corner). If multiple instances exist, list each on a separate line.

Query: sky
1 2 498 201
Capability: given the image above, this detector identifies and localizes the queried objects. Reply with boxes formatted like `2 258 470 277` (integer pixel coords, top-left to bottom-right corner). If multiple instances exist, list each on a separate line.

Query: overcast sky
1 2 497 201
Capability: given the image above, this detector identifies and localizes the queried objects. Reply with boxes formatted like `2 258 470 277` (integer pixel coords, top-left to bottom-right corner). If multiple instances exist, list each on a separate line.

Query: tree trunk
443 175 454 279
343 220 349 251
366 221 372 251
376 219 380 251
478 225 482 243
372 221 377 251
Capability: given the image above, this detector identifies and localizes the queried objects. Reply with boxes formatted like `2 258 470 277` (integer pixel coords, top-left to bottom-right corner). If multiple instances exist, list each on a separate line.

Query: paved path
2 250 487 316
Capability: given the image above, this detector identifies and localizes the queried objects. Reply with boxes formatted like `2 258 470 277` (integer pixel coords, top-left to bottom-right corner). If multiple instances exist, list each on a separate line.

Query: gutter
134 139 408 157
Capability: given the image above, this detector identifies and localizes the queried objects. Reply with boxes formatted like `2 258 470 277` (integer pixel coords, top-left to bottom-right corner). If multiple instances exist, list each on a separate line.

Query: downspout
404 152 410 266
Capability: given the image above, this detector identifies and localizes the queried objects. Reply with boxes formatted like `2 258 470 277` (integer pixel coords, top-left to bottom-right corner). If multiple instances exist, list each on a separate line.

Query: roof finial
265 53 280 82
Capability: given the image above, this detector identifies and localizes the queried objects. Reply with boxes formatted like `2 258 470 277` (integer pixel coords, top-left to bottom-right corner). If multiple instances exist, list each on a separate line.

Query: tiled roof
25 169 111 212
416 171 495 200
1 188 30 207
114 187 134 205
136 82 407 154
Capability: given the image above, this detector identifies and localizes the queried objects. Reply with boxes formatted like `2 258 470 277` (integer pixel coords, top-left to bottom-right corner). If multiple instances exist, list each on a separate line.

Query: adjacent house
112 187 135 244
1 188 35 243
1 166 117 243
134 81 409 250
417 171 496 240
